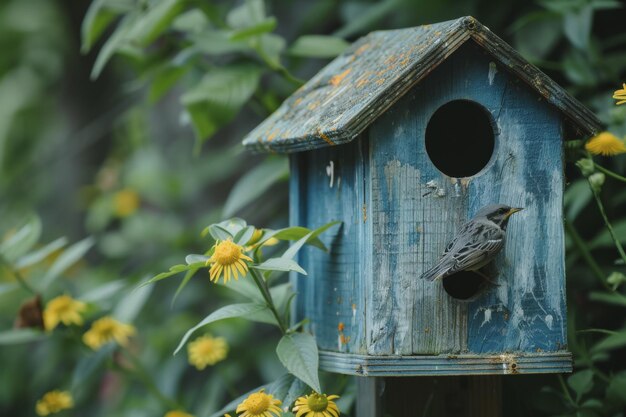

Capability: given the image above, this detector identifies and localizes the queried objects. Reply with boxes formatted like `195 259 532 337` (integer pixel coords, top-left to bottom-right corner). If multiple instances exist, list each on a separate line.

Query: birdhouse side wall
290 138 369 354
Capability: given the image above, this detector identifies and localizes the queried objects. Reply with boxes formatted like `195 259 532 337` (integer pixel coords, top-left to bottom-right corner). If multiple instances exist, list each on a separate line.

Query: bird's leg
474 269 500 287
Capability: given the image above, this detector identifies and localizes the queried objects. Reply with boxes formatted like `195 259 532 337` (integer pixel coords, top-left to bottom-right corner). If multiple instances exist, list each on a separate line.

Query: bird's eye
498 208 508 214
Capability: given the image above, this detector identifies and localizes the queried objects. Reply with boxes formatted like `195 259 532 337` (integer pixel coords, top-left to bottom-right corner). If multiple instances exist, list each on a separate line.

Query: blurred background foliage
1 0 625 416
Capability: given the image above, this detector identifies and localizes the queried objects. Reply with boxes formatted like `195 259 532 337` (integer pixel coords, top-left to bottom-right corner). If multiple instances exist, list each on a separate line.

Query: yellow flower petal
207 240 251 284
188 334 228 370
585 132 626 156
82 316 136 350
44 295 86 331
35 390 73 416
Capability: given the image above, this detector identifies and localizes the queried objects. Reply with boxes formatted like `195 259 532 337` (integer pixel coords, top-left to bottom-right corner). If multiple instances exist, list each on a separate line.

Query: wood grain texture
243 16 601 153
290 138 369 354
288 41 568 375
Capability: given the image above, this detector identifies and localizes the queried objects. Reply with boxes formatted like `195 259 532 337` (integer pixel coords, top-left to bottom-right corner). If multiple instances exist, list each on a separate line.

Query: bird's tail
420 259 453 281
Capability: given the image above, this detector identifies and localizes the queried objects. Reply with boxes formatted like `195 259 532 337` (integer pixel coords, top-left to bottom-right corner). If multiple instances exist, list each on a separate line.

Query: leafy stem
589 184 626 265
249 268 287 334
564 220 610 290
594 163 626 183
557 374 576 407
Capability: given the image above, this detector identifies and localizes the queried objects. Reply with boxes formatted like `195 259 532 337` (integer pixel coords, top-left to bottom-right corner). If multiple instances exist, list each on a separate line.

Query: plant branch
557 374 576 406
564 220 609 290
594 163 626 183
589 186 626 265
249 268 287 333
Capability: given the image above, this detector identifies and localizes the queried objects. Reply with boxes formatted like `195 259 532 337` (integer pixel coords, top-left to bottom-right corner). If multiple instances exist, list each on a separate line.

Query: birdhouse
242 17 601 376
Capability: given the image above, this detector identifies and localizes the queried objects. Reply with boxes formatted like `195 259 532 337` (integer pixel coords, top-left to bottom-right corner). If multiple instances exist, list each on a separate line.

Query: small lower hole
442 270 488 300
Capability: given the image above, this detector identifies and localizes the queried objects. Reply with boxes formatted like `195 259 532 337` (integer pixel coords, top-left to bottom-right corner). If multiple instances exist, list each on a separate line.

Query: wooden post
358 376 502 417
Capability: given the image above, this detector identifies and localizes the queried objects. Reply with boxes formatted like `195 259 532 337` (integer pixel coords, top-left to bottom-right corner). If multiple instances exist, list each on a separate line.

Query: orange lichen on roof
354 43 370 56
376 78 386 85
267 131 278 142
318 130 336 146
356 79 368 88
330 68 352 86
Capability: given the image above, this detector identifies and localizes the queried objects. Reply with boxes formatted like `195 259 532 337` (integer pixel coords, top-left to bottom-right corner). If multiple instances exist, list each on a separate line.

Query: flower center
244 392 270 414
307 394 329 412
213 241 242 266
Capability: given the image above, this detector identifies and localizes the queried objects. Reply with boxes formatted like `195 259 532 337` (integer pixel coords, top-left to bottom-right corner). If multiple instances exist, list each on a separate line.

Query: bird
420 204 523 282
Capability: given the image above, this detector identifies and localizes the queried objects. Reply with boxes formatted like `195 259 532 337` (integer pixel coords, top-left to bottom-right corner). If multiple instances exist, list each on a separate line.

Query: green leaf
282 221 340 259
563 5 592 49
185 254 209 265
589 220 626 249
217 218 248 236
191 30 252 55
0 215 42 263
80 280 127 303
113 283 153 323
15 237 68 269
0 328 46 345
223 157 288 217
269 373 306 409
591 329 626 353
256 33 286 69
252 258 306 275
564 179 591 221
333 0 402 38
148 65 189 103
81 0 133 53
208 225 233 241
91 12 138 79
182 65 262 144
126 0 184 46
171 267 201 307
567 369 593 401
230 17 277 40
288 35 350 58
588 291 626 307
140 264 192 288
276 333 321 392
39 237 95 291
234 226 256 246
226 0 267 29
71 344 115 390
175 303 269 354
606 371 626 405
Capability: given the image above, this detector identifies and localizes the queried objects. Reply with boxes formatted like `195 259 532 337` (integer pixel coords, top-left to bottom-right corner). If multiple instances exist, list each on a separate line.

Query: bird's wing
447 223 504 273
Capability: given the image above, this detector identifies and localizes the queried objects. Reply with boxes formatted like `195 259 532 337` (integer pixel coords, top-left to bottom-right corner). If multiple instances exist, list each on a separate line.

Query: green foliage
1 0 626 416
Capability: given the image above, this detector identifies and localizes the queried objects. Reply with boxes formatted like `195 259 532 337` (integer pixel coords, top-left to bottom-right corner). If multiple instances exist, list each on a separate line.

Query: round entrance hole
425 100 495 178
442 270 488 301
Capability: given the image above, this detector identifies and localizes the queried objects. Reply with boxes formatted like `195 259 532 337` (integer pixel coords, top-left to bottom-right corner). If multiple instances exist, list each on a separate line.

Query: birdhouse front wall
291 42 567 373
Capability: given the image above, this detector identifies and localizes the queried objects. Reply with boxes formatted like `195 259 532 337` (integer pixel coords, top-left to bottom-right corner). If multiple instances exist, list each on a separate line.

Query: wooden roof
242 16 602 153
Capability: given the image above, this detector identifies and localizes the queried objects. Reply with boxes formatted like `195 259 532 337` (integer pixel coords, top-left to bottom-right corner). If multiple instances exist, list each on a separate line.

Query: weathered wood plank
291 138 368 354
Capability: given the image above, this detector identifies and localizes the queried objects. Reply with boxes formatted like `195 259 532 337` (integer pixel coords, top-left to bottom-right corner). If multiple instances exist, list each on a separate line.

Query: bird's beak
505 207 524 218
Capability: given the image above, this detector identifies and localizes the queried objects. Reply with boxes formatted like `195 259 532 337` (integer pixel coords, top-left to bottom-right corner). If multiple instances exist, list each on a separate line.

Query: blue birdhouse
242 17 601 376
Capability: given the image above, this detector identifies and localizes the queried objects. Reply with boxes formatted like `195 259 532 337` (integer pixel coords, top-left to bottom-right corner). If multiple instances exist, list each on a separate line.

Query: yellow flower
207 240 252 284
164 411 194 417
293 393 340 417
585 132 626 156
82 316 136 350
187 334 228 370
236 389 282 417
113 188 140 217
35 390 73 416
44 295 87 331
613 83 626 105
